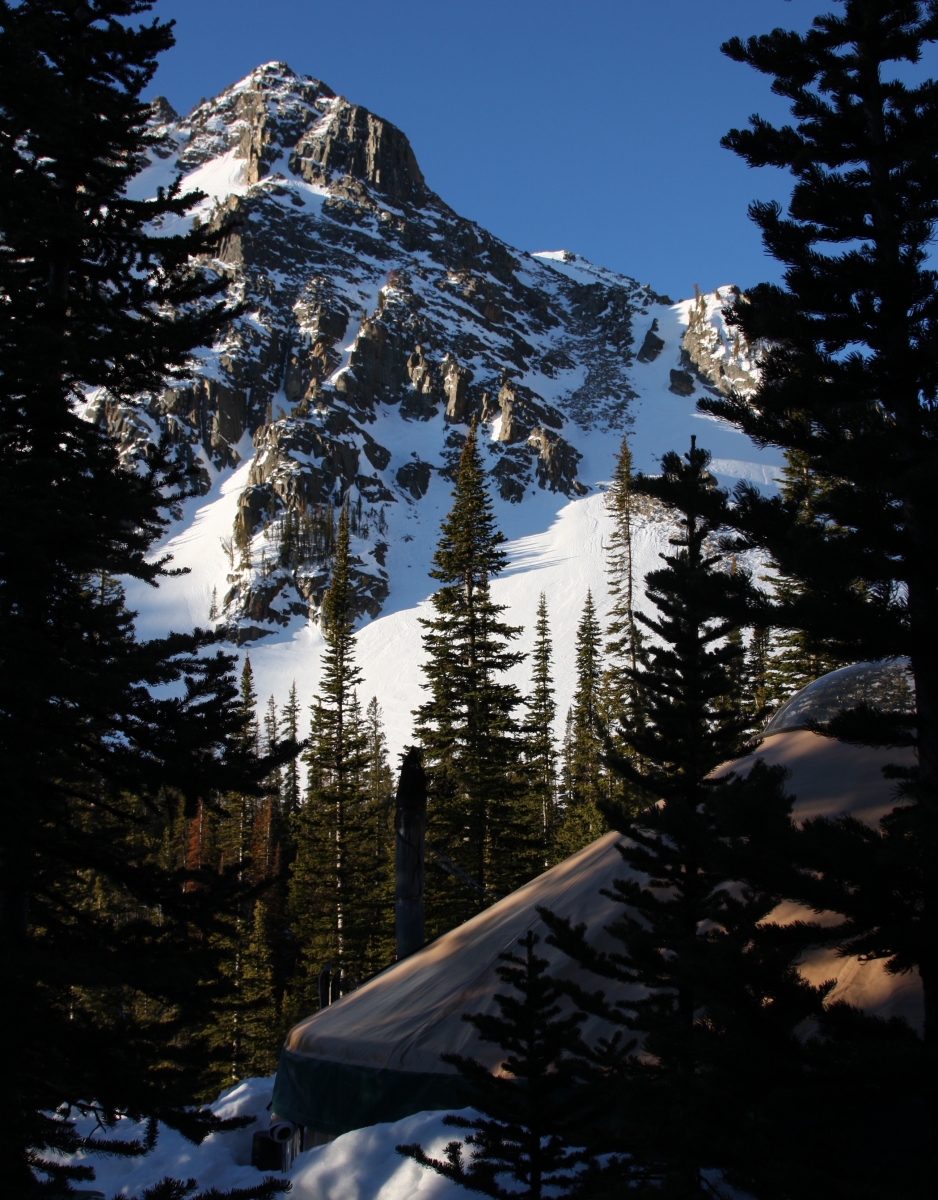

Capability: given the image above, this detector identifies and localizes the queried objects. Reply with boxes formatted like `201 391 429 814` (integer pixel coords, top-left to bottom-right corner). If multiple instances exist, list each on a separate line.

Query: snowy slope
124 288 776 758
104 61 781 757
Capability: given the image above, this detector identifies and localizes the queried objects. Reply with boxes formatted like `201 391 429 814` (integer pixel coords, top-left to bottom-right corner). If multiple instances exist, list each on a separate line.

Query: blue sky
145 1 830 302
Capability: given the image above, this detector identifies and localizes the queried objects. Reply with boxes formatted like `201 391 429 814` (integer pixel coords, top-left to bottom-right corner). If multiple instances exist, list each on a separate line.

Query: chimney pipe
395 747 427 960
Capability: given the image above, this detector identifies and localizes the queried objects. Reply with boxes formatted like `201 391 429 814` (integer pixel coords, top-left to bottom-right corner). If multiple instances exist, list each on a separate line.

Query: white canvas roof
284 728 922 1082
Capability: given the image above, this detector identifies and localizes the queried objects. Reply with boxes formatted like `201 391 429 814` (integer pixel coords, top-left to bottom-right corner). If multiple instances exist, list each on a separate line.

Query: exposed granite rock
668 369 695 397
406 345 437 395
396 459 433 500
480 390 499 425
636 318 664 363
148 95 179 129
487 376 564 447
176 62 334 177
526 426 587 495
491 449 530 503
680 289 759 398
363 439 391 471
290 100 426 207
440 353 473 423
336 311 415 413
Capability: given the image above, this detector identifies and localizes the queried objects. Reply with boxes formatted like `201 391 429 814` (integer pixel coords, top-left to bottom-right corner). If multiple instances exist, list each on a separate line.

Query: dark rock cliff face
98 63 671 636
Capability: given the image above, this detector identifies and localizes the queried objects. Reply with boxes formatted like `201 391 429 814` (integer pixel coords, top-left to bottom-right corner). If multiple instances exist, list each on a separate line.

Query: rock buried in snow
668 368 696 396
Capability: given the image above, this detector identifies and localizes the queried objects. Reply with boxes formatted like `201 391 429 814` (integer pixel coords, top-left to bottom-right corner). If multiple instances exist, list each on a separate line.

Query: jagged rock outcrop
527 426 587 496
290 101 426 207
488 376 563 445
396 459 433 500
636 317 664 363
440 354 473 423
669 369 695 397
680 288 760 398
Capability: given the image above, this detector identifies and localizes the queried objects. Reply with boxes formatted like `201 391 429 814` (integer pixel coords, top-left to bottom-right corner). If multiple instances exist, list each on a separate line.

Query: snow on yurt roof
274 723 920 1134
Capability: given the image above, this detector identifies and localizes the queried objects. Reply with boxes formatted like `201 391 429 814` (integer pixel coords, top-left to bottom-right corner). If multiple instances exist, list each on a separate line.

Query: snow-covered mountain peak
150 61 428 211
101 64 780 732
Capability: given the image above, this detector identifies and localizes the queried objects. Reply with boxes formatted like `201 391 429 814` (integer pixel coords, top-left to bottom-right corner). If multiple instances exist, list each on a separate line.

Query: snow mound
57 1076 464 1199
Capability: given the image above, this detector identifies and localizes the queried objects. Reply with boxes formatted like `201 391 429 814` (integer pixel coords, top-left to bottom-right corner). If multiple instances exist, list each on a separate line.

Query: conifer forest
3 1 938 1198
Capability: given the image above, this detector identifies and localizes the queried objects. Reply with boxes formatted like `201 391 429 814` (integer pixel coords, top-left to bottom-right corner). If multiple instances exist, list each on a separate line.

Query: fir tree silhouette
542 440 825 1197
707 6 938 1188
0 3 291 1191
397 931 593 1200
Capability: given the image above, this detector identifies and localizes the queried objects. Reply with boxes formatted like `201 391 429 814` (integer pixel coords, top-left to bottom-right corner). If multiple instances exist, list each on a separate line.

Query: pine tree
603 440 751 817
601 435 652 822
541 440 825 1196
360 696 395 971
710 8 938 1180
554 591 607 860
288 506 386 1013
524 594 559 866
415 419 540 932
220 659 260 1083
238 693 295 1078
0 4 287 1192
280 682 301 822
760 453 848 707
365 696 394 813
397 932 593 1200
603 437 644 811
605 435 640 681
743 624 772 729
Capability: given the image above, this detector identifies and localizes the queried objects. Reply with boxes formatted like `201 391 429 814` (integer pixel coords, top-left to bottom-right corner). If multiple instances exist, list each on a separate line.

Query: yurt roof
273 725 919 1135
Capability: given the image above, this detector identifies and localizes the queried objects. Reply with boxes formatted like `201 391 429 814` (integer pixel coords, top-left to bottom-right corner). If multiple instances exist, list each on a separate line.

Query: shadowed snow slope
56 1075 467 1198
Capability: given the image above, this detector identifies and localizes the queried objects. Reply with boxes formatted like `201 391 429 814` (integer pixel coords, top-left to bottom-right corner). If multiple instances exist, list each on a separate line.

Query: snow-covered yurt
271 660 920 1140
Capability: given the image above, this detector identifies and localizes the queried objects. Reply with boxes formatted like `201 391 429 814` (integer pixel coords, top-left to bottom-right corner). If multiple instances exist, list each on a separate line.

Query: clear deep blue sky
144 0 830 302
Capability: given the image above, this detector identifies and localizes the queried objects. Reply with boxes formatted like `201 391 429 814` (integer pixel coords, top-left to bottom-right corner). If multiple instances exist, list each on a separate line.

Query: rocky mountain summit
89 62 758 642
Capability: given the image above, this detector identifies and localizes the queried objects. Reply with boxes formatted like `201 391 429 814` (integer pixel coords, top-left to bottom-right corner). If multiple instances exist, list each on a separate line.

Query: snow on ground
58 1076 465 1199
60 1077 748 1199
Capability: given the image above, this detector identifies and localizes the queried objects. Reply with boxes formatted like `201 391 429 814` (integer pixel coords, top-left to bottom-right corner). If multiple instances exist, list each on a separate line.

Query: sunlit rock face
88 63 758 640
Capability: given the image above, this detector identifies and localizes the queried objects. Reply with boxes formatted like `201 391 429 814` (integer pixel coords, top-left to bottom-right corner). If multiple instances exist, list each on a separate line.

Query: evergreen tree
206 657 260 1086
554 591 607 860
605 435 641 681
364 695 394 813
239 692 294 1078
397 932 593 1200
360 695 395 971
760 453 849 708
710 6 938 1179
415 419 539 932
603 440 751 817
205 661 296 1083
280 682 302 820
288 505 389 1012
524 594 559 866
542 440 825 1196
743 624 772 726
0 3 287 1193
602 434 648 820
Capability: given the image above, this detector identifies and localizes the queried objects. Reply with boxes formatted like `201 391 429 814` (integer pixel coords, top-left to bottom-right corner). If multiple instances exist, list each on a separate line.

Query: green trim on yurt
271 1049 468 1135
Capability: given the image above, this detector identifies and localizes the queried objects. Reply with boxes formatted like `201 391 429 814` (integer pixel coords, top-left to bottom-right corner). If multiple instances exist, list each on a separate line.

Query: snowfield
58 1077 466 1199
124 283 780 761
